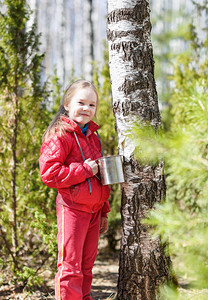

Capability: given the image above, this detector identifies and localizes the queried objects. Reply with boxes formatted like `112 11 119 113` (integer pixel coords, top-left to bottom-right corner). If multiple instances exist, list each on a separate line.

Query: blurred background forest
0 0 208 299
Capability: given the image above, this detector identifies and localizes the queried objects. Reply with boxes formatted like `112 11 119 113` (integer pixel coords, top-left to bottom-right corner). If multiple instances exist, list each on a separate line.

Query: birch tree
56 0 66 84
107 1 172 298
74 0 84 76
83 0 94 80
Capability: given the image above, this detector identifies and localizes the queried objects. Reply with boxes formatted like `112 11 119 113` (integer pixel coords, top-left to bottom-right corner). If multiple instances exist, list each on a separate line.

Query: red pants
55 205 101 300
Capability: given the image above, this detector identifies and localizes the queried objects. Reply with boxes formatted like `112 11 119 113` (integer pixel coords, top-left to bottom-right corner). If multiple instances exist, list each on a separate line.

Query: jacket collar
61 116 99 136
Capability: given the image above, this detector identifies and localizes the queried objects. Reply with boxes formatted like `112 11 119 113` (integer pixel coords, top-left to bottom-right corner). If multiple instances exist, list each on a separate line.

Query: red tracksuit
39 117 110 300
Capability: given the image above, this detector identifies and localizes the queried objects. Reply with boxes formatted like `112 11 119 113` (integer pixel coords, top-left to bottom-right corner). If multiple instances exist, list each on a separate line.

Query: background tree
0 0 57 288
107 0 173 299
83 0 94 79
150 1 191 102
27 0 107 84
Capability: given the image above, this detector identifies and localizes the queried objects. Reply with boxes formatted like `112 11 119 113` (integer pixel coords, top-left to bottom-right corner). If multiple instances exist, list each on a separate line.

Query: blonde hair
42 79 99 142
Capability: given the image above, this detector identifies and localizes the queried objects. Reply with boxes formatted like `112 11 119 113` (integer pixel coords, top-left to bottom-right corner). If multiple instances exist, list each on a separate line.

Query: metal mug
96 155 125 185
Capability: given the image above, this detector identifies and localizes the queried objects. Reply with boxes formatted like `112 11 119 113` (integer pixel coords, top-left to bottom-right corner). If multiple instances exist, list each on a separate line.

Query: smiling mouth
80 113 89 117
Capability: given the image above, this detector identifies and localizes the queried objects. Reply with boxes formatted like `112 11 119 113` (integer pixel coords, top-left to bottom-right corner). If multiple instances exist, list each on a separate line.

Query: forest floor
0 238 119 300
1 238 208 300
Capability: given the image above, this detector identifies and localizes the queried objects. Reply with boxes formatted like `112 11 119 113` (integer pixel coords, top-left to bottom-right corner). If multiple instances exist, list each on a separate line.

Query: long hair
42 79 99 142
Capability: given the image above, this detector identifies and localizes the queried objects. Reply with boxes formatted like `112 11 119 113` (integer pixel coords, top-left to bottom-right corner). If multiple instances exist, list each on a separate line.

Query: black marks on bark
118 159 169 299
118 74 148 95
113 72 160 123
150 243 172 284
107 27 144 43
113 94 160 123
125 158 166 213
121 186 128 208
107 4 149 24
110 41 154 71
114 100 160 124
119 188 144 299
129 156 141 172
113 101 119 115
110 40 138 53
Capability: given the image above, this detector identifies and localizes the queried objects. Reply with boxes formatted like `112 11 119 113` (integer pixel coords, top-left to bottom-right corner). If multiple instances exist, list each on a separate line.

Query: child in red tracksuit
39 79 111 300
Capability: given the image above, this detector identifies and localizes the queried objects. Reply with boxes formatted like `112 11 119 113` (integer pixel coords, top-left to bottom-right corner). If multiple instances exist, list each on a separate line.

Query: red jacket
39 117 110 217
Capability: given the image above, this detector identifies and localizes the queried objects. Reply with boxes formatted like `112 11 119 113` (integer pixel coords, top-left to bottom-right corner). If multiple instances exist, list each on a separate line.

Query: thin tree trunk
74 0 83 76
83 0 94 80
64 0 73 83
107 0 172 299
0 225 18 269
56 0 66 84
11 80 18 258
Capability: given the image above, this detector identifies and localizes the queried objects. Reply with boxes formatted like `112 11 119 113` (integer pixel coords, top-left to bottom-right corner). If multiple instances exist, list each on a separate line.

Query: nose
83 105 89 111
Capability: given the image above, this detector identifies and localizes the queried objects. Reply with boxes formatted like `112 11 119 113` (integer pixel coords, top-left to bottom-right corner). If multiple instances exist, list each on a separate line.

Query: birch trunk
64 0 73 83
83 0 94 80
107 1 171 299
92 0 107 65
56 0 66 84
74 0 84 76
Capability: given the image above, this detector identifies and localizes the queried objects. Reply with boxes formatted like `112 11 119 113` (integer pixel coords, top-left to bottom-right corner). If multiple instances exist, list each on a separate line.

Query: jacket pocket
69 181 90 204
69 184 80 198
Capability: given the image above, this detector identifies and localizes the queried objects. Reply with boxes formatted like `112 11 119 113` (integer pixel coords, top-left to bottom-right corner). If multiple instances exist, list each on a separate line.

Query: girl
39 80 111 300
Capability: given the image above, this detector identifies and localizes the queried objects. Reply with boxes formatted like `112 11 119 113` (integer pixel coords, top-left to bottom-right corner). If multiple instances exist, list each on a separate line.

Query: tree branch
0 224 18 269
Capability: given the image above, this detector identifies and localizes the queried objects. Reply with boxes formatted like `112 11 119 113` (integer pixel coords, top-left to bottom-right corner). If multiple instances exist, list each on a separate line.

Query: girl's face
64 87 97 128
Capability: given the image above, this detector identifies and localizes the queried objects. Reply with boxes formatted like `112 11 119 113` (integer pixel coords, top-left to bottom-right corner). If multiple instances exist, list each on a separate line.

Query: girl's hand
100 217 108 234
84 158 98 176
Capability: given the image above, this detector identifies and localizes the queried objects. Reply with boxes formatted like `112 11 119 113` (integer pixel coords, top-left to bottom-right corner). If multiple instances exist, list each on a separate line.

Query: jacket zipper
73 131 92 194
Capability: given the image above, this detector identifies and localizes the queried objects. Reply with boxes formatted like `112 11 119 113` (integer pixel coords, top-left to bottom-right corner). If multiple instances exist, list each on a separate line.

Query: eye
90 102 97 107
78 101 84 105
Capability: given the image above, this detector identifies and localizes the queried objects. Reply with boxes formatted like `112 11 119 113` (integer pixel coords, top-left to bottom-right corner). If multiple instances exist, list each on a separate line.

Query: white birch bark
56 0 66 85
27 0 38 24
83 0 94 80
63 0 73 85
73 0 84 77
107 0 172 298
108 0 160 160
92 0 107 64
42 0 54 78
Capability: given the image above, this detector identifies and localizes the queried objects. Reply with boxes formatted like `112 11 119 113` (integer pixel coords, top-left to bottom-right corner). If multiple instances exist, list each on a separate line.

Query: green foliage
15 266 44 288
133 12 208 298
50 69 63 114
31 210 58 259
0 0 57 289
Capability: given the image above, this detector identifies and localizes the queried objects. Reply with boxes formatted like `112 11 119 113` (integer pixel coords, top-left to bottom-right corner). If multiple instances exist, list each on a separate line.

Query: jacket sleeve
39 135 93 189
101 200 111 218
101 185 111 217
